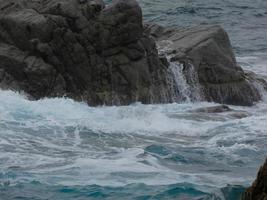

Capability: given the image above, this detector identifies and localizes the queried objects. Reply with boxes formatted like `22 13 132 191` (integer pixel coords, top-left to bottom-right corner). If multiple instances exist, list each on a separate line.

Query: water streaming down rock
146 23 262 106
158 40 203 103
168 62 204 102
0 0 262 106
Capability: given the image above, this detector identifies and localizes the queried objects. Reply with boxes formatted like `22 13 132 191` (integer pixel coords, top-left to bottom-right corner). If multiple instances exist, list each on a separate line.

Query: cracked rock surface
0 0 262 106
0 0 171 105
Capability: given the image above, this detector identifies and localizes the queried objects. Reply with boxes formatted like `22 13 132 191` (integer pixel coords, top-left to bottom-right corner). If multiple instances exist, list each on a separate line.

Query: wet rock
0 0 262 106
145 23 261 106
191 105 233 113
189 105 250 119
245 70 267 91
242 159 267 200
0 0 170 105
228 112 250 119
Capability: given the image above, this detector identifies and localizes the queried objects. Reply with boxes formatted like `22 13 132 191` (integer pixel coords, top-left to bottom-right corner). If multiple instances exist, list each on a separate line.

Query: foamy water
0 53 267 199
1 0 267 198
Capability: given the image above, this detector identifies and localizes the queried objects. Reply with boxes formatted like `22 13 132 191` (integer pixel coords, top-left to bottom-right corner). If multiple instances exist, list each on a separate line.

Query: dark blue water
1 1 267 200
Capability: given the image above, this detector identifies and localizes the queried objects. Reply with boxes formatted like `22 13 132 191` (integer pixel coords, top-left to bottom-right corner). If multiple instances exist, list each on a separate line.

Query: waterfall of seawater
158 40 203 103
167 61 203 102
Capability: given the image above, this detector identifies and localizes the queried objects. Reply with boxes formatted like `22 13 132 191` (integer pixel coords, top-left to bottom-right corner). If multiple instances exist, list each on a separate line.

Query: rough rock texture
145 24 261 106
0 0 171 105
0 0 262 106
242 160 267 200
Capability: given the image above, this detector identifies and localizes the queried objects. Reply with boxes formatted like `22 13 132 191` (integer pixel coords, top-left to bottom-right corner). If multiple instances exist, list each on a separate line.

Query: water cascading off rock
0 0 262 106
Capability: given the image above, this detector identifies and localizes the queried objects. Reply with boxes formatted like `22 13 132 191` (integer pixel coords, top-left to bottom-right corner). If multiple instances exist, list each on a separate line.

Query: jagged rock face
0 0 170 105
0 0 262 106
242 160 267 200
145 24 261 106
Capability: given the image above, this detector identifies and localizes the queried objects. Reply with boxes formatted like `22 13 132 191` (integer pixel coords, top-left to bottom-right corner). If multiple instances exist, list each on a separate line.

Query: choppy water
1 90 267 200
1 0 267 200
139 0 267 55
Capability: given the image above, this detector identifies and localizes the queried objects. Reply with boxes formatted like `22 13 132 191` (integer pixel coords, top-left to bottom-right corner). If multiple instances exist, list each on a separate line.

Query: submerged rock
145 24 261 106
242 160 267 200
191 105 233 113
189 104 250 119
0 0 262 106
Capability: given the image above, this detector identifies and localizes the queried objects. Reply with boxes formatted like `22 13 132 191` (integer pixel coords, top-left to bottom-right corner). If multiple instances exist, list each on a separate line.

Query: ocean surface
1 0 267 200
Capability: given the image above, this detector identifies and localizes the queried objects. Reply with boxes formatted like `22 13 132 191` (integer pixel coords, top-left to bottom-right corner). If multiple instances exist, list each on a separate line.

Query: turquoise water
1 90 267 199
0 182 245 200
1 0 267 199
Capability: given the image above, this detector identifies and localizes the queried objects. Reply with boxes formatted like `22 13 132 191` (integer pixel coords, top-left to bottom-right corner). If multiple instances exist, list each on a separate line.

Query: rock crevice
0 0 172 105
0 0 262 106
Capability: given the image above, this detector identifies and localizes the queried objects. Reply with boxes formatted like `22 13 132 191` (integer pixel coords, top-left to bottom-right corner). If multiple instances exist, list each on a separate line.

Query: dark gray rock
0 0 262 106
145 23 261 106
245 70 267 91
0 0 170 105
191 105 233 113
189 105 250 119
242 159 267 200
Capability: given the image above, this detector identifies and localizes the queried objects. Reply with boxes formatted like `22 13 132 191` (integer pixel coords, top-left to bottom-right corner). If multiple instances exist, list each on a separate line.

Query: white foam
0 87 267 187
0 90 215 135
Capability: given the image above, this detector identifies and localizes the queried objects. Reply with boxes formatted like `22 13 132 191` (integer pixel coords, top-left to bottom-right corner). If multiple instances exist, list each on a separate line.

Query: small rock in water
229 112 250 119
190 105 233 113
189 105 251 119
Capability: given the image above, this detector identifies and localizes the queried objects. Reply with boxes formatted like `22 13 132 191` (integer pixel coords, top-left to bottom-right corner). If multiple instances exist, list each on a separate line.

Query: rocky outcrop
0 0 262 106
145 24 261 106
0 0 171 105
242 160 267 200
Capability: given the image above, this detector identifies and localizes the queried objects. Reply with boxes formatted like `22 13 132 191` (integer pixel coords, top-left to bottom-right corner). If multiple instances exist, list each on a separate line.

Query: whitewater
1 0 267 199
0 53 267 199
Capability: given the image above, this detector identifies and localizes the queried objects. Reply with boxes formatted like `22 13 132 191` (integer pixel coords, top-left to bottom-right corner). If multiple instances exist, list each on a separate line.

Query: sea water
1 0 267 199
